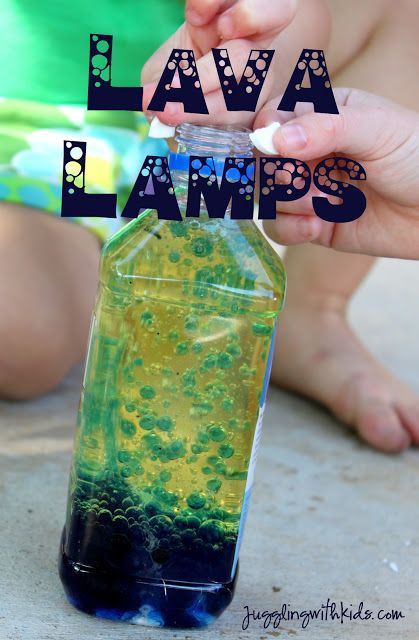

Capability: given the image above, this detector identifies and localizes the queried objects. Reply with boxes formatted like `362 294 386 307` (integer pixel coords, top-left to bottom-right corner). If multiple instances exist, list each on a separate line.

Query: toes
356 400 412 454
395 403 419 446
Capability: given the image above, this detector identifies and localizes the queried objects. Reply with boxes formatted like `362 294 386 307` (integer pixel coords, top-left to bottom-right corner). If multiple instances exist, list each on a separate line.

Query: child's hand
252 89 419 260
141 0 301 126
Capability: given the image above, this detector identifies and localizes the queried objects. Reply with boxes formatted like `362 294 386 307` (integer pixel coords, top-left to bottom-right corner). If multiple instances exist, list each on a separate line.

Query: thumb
255 89 413 163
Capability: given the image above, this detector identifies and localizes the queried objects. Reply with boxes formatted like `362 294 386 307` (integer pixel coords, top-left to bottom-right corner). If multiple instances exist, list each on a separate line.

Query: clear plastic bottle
58 124 286 628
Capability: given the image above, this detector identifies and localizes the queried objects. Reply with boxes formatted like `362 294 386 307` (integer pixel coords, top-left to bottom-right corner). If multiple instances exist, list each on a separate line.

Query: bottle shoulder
101 212 286 309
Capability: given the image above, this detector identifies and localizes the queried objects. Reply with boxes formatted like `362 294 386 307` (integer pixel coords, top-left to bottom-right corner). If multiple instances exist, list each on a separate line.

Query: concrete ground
1 256 418 640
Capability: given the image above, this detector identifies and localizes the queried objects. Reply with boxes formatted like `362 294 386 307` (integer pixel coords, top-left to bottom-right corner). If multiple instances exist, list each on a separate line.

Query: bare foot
271 302 419 453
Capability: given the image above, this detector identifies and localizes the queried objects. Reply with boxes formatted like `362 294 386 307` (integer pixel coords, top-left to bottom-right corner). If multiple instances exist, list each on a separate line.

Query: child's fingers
263 214 325 246
144 39 258 104
140 32 181 85
144 86 256 127
143 37 272 126
142 81 182 123
195 39 257 96
185 0 235 27
217 0 298 40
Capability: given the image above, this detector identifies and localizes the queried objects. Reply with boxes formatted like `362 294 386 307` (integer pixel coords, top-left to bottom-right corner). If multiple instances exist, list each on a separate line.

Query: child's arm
326 0 392 77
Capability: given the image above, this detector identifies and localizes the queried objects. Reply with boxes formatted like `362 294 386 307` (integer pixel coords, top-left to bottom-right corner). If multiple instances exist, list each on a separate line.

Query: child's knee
0 204 98 400
0 308 79 400
0 263 83 399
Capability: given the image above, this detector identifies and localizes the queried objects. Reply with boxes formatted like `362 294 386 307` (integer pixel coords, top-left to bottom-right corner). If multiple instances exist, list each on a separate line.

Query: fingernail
279 124 308 150
218 14 234 39
148 116 176 139
186 8 205 26
249 122 281 155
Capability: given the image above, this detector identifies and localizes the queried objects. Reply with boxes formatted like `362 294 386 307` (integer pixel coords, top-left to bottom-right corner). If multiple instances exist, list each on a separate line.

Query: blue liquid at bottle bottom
58 493 238 628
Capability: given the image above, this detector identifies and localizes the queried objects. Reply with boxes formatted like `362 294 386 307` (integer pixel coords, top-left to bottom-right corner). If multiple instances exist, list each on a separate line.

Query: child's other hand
141 0 299 126
253 88 419 260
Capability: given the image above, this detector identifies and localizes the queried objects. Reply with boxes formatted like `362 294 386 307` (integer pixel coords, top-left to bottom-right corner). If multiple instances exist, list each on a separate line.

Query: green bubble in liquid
170 221 188 237
217 352 233 369
190 401 213 417
215 461 227 475
208 425 226 442
192 341 203 353
169 251 181 263
221 397 234 411
175 341 189 355
121 419 136 437
140 385 156 400
184 315 199 332
199 519 225 543
207 478 222 492
187 492 206 509
167 439 186 460
191 444 204 454
140 311 153 327
181 369 196 387
156 416 173 431
122 497 134 509
186 515 201 529
139 414 155 430
191 237 213 257
142 432 161 450
226 342 242 358
200 354 217 372
252 322 273 336
218 443 234 458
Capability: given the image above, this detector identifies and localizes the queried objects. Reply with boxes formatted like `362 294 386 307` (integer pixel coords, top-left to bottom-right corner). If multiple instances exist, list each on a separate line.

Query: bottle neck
169 123 254 216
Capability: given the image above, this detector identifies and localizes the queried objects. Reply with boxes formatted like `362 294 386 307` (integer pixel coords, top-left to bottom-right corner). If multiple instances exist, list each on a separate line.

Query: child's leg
272 0 419 453
0 98 166 401
271 246 419 453
0 203 100 400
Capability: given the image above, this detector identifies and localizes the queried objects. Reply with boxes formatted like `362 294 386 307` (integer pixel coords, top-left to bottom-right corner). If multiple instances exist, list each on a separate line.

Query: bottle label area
230 327 276 578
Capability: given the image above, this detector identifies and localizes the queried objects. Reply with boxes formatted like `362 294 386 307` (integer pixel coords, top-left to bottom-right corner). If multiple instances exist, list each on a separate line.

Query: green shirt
0 0 184 104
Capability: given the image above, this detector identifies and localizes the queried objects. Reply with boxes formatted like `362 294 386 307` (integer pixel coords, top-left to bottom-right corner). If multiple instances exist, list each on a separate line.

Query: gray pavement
1 257 418 640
